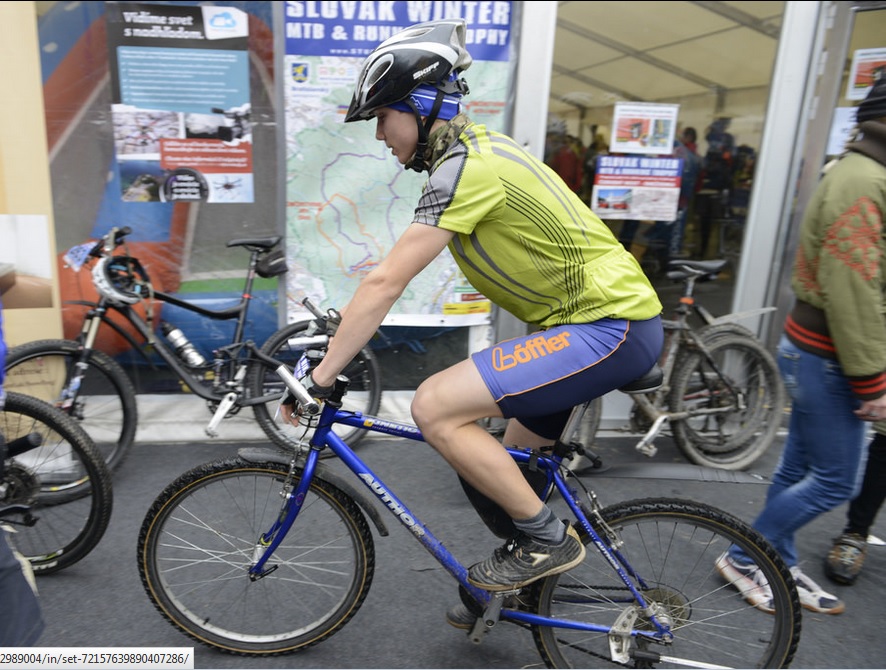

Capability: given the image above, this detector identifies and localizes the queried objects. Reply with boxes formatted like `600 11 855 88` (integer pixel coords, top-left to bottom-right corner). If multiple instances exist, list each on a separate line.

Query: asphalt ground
27 425 886 670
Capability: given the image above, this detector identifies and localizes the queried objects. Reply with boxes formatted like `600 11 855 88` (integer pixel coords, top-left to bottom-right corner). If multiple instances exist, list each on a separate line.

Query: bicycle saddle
226 236 280 250
618 364 663 394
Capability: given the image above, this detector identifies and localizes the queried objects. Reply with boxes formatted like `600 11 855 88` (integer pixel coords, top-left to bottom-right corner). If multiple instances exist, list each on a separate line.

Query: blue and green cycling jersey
413 120 662 328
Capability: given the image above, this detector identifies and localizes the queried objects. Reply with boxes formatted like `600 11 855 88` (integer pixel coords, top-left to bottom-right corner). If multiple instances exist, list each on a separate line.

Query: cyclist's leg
413 316 662 590
412 359 543 522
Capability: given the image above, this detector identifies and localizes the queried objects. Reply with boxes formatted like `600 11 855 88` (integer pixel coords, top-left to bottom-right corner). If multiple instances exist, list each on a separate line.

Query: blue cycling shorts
471 316 663 440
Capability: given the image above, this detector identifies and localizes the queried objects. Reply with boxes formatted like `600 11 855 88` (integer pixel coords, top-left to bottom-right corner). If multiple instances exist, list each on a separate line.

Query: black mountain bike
3 227 381 472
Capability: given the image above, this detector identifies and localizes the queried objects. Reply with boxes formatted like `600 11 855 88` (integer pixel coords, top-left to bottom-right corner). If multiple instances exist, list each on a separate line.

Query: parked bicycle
576 258 785 470
3 227 382 472
138 359 801 667
1 391 112 574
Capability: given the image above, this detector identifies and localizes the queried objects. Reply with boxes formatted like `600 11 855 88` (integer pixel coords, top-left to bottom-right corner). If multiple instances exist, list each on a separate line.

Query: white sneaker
790 566 845 614
715 552 774 613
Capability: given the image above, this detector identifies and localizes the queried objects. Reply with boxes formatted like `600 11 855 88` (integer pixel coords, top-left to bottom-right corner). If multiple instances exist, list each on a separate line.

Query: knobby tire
4 339 137 472
532 498 801 668
137 458 374 655
1 392 113 574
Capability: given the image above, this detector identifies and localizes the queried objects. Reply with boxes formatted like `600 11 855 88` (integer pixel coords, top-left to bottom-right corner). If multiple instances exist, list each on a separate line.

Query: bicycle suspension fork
60 306 109 412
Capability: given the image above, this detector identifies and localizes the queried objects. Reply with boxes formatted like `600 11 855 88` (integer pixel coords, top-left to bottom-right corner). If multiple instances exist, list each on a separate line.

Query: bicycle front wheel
138 458 375 655
669 332 784 469
1 392 113 574
533 499 800 669
249 321 382 451
4 339 137 472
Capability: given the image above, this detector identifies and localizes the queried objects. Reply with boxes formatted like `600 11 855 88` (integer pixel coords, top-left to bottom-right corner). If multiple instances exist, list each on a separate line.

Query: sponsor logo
413 62 439 80
528 551 551 566
358 472 425 537
491 331 572 371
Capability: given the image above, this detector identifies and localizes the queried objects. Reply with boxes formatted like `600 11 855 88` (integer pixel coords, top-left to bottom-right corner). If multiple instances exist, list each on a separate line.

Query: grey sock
514 505 565 544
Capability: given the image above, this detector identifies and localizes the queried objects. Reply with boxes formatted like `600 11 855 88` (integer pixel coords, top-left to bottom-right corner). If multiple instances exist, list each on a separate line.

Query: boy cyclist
284 19 663 624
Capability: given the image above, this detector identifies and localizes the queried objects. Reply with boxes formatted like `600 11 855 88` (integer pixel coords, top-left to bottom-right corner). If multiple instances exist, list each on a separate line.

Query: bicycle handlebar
275 365 321 416
89 226 133 258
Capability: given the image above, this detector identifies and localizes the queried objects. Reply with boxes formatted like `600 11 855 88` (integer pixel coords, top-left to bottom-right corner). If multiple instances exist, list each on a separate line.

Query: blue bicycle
137 359 801 668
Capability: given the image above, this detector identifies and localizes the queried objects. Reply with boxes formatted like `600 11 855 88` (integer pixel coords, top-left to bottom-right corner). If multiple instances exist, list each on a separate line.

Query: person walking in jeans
717 75 886 615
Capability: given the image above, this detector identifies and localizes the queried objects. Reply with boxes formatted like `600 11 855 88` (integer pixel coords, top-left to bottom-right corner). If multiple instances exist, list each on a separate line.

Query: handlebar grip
301 297 325 319
276 365 321 415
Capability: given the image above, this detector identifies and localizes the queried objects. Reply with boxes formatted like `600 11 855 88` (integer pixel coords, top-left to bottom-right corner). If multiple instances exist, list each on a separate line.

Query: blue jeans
731 336 868 567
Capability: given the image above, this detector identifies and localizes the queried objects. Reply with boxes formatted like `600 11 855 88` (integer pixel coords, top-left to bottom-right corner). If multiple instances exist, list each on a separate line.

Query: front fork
247 448 320 579
59 312 105 413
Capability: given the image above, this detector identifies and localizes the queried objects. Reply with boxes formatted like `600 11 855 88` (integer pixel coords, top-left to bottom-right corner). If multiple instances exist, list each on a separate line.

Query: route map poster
106 2 254 203
283 1 515 325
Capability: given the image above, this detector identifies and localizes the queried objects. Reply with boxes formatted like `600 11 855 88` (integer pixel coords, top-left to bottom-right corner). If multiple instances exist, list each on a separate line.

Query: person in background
694 117 736 258
582 132 608 204
545 120 584 195
717 75 886 616
823 75 886 588
282 19 664 629
0 296 46 646
670 127 703 259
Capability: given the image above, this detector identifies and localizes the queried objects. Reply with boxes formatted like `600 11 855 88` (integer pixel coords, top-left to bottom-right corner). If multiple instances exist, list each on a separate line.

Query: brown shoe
824 533 867 585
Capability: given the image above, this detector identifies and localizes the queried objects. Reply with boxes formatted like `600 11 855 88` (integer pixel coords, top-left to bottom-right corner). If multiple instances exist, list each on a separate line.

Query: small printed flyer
591 155 682 221
845 47 886 101
609 102 679 155
105 2 254 203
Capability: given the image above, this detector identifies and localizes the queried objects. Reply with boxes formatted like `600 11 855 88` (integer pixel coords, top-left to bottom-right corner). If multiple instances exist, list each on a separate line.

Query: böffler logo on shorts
492 331 572 371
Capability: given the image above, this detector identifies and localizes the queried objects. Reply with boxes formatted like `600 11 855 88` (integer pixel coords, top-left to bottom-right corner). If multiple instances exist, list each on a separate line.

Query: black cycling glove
304 372 335 400
281 372 334 408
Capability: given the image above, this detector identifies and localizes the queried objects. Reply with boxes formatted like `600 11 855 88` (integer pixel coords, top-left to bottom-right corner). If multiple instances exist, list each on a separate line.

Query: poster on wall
105 2 254 203
609 102 679 156
845 47 886 101
590 155 682 222
283 1 515 325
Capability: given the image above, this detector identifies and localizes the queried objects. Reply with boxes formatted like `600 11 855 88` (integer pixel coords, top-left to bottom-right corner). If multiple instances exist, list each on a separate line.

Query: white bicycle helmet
92 255 152 305
344 19 472 124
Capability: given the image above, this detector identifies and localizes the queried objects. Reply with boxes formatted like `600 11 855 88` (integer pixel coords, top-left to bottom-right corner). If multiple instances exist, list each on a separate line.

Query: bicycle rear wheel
1 392 113 574
138 458 374 655
4 339 137 472
533 499 800 668
669 332 784 469
250 321 382 451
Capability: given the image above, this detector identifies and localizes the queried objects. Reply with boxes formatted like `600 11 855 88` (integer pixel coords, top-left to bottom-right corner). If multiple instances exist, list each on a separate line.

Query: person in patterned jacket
823 74 886 587
718 75 886 616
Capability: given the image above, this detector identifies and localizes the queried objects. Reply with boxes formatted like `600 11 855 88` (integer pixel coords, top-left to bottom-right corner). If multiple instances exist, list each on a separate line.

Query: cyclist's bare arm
311 224 453 386
281 224 454 424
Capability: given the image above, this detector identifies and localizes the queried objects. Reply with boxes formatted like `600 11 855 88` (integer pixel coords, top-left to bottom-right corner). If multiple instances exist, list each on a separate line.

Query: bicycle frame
252 375 673 644
68 260 332 412
74 294 246 402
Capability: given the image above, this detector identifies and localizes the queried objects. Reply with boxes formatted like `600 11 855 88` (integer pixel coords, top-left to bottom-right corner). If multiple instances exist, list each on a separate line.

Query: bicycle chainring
206 399 243 417
628 403 655 434
1 463 40 506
